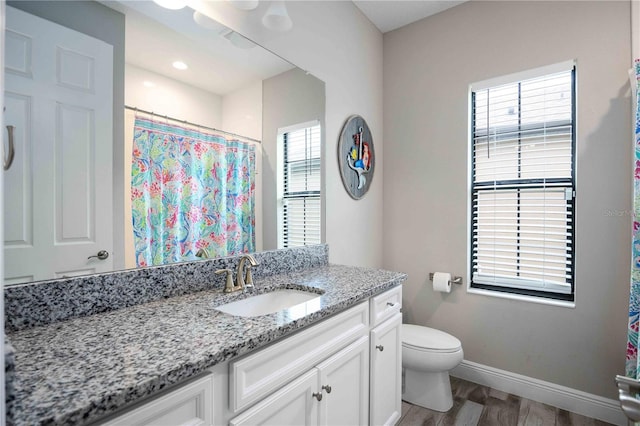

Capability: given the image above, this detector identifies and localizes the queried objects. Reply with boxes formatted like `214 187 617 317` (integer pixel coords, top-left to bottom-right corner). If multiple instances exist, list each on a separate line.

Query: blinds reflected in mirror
280 123 321 248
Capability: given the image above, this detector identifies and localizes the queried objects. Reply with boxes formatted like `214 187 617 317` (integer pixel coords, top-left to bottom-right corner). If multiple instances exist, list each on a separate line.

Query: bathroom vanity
4 245 406 425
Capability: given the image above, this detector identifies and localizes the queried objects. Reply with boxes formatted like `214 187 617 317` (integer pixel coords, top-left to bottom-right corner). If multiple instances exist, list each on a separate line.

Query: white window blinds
470 64 575 300
281 124 321 248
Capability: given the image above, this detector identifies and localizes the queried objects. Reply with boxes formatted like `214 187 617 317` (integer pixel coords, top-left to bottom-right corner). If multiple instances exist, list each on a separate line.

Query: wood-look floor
397 377 613 426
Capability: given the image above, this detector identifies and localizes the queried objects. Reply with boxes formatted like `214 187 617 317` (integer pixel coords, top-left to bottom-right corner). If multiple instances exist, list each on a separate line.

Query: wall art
338 115 375 199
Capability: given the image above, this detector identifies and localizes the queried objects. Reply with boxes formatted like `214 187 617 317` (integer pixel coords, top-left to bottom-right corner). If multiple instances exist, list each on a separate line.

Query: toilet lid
402 324 462 352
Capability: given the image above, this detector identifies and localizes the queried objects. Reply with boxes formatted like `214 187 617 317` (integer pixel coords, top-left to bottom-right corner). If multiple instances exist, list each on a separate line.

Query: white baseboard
451 360 627 426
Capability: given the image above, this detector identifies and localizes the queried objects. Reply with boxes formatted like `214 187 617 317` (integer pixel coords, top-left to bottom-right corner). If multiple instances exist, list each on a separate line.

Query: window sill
467 287 576 308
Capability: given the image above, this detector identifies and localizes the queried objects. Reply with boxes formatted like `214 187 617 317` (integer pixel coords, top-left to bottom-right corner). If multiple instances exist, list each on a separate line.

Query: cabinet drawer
230 301 369 413
100 374 213 426
370 285 402 326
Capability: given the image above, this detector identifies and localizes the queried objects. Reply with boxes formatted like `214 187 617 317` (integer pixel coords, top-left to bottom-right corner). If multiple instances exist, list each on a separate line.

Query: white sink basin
215 289 323 317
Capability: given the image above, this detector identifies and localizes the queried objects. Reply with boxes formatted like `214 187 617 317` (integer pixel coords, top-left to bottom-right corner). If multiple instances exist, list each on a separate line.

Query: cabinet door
230 369 320 426
370 313 402 426
101 374 213 426
316 336 369 426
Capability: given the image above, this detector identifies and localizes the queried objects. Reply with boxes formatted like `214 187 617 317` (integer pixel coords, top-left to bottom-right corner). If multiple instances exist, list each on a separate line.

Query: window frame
468 61 577 303
276 120 322 249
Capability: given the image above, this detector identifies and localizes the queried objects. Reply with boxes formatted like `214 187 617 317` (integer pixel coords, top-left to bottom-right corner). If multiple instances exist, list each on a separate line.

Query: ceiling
103 0 467 95
104 1 293 96
353 0 467 33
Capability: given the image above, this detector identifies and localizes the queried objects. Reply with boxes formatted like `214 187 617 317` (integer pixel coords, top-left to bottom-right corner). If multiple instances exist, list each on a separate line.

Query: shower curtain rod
125 105 261 144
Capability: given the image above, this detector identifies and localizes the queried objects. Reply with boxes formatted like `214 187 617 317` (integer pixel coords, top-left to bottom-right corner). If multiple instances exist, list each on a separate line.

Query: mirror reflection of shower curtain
130 116 255 267
627 59 640 380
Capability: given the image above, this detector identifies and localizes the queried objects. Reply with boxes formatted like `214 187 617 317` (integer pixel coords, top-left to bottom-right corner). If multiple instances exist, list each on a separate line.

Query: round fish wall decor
338 115 375 199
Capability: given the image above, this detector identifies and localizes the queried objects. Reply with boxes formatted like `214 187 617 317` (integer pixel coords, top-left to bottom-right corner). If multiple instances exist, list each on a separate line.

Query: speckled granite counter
6 262 406 425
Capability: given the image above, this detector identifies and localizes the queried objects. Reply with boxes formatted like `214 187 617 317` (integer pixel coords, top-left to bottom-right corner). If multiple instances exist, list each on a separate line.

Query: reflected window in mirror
277 121 321 248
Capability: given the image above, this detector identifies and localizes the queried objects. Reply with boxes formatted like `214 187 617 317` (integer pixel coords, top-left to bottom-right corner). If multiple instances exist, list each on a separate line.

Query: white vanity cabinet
99 374 213 426
318 336 370 425
98 285 403 426
369 285 403 426
224 287 402 426
370 313 402 426
227 302 370 425
229 336 370 426
228 302 369 413
229 369 320 426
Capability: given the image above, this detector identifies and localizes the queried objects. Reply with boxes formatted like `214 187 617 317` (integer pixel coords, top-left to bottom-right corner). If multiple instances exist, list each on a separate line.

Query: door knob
88 250 109 260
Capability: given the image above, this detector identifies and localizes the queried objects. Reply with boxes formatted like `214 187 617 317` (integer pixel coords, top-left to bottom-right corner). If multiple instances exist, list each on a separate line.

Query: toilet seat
402 324 461 353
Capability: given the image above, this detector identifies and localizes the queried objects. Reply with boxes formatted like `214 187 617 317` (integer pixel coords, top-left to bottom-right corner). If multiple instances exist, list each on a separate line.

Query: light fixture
193 11 225 31
262 0 292 32
143 81 156 88
194 10 256 50
152 0 188 10
172 61 188 70
226 0 259 11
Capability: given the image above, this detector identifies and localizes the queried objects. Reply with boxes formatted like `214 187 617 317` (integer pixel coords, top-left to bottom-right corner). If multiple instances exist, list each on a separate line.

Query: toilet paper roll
433 272 452 293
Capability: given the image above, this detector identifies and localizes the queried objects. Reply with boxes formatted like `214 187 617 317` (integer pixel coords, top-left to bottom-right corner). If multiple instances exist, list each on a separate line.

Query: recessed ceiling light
172 61 188 70
153 0 187 10
143 81 156 88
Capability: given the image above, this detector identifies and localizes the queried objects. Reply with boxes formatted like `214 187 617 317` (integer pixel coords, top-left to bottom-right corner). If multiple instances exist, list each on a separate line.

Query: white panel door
317 336 369 426
370 313 402 426
4 6 113 283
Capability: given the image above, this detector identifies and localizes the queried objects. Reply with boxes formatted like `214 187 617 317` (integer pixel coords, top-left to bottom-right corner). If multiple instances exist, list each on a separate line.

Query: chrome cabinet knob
322 385 332 394
88 250 109 260
376 345 384 352
312 392 323 401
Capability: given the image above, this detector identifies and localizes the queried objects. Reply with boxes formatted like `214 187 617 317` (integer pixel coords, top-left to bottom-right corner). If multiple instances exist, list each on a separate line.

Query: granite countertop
6 264 406 425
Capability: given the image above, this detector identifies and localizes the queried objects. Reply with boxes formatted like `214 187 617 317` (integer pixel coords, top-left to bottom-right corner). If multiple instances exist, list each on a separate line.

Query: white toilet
402 324 463 412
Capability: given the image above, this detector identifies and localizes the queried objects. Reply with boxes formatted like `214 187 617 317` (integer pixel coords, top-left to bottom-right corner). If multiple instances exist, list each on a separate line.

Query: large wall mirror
3 0 326 285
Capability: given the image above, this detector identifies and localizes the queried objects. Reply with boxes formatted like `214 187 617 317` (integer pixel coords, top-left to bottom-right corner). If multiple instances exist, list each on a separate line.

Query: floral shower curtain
131 117 256 267
627 59 640 378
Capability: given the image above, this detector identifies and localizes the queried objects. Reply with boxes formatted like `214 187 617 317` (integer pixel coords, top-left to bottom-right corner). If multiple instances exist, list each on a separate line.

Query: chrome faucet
236 254 259 290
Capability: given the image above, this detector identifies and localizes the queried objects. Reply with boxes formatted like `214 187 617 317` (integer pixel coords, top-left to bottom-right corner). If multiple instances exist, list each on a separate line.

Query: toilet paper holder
429 273 463 285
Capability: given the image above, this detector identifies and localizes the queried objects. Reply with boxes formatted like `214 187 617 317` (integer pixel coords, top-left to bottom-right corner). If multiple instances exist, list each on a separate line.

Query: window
470 62 576 301
278 122 321 248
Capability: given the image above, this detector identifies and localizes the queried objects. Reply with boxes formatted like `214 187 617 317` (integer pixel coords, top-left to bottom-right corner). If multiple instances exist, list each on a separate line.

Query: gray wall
7 1 126 270
262 68 326 250
383 1 631 399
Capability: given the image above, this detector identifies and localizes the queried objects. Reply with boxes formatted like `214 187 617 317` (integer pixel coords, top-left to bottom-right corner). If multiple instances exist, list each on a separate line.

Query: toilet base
402 368 453 412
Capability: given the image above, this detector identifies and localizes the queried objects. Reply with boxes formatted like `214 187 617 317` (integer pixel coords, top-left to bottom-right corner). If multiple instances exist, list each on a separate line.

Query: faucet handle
244 266 254 289
215 269 234 292
195 248 209 258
